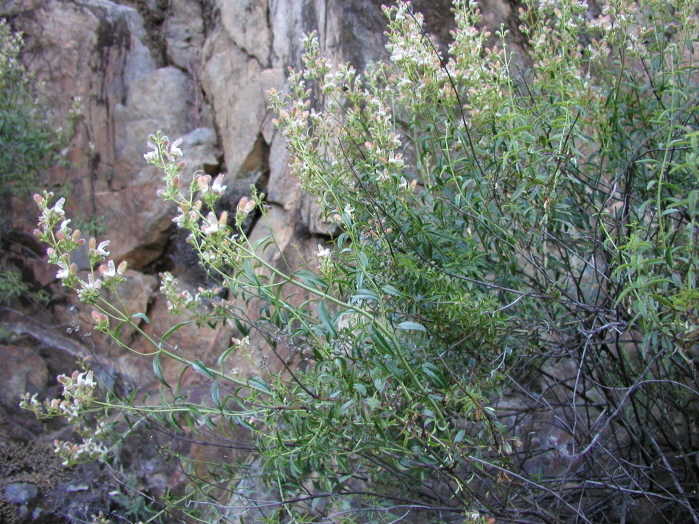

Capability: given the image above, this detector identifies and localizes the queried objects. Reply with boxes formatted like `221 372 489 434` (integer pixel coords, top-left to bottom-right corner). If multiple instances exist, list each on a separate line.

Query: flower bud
91 311 109 329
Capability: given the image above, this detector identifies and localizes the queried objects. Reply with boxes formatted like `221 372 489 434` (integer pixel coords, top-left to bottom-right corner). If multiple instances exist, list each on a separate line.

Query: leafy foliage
0 19 59 203
27 1 699 523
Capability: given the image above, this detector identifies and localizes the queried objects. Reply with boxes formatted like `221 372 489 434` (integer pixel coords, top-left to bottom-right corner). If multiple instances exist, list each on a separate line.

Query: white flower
144 140 158 163
56 260 71 280
53 198 66 217
143 150 158 163
80 274 103 292
75 370 96 388
95 240 110 257
169 137 183 158
201 212 220 235
211 174 227 195
344 204 355 218
316 244 331 258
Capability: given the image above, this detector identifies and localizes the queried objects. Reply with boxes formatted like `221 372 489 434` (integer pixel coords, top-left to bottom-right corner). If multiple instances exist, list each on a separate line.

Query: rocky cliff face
3 0 518 390
0 0 519 520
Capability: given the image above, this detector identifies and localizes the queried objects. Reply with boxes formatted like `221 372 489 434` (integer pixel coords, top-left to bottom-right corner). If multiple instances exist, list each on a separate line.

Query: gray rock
4 481 38 504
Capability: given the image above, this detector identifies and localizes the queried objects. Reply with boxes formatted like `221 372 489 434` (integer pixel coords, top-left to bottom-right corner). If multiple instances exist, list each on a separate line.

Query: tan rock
201 27 285 181
219 0 271 67
165 0 205 69
0 344 48 410
67 269 158 347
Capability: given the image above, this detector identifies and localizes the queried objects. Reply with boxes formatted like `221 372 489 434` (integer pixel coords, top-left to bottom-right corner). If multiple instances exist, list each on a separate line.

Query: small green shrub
27 0 699 522
0 19 59 205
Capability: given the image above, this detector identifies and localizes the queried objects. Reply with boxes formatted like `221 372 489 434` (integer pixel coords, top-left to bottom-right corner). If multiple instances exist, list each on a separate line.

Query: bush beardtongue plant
26 0 699 522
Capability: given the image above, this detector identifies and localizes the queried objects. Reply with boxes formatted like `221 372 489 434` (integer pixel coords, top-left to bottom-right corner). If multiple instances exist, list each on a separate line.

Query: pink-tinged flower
100 260 128 278
195 174 212 192
211 174 227 195
201 212 220 235
91 311 108 323
236 196 255 218
99 260 117 278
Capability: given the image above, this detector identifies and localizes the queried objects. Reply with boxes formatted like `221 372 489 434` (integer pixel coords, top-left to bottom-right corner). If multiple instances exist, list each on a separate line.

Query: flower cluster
160 271 196 315
21 369 111 466
33 191 129 303
20 370 97 423
144 132 247 269
54 437 107 467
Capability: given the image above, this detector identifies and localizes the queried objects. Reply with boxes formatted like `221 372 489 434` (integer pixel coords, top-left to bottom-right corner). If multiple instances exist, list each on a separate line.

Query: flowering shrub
26 0 699 522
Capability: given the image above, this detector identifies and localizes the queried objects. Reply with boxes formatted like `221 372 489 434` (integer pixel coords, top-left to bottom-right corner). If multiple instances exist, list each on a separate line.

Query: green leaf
295 270 328 290
161 321 194 343
422 362 447 388
204 416 217 430
232 415 256 431
243 259 259 285
131 312 150 324
113 320 127 341
370 327 396 356
353 383 367 396
191 359 215 380
397 321 427 332
337 456 350 474
352 289 379 302
152 354 171 388
252 234 272 251
316 300 336 337
248 376 272 395
381 284 402 297
211 381 221 409
217 345 237 369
